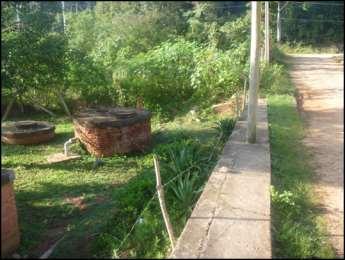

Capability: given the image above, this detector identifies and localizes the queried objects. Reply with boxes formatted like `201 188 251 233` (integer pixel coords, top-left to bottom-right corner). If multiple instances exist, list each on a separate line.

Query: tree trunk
2 98 15 122
247 1 261 144
277 2 281 43
33 104 56 117
58 92 72 118
61 1 66 31
264 1 270 63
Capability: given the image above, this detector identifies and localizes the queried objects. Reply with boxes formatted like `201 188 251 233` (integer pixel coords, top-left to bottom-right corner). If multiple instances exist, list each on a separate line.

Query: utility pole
61 1 66 31
247 1 261 144
60 1 72 118
277 2 281 43
277 1 289 43
264 2 270 63
15 2 21 30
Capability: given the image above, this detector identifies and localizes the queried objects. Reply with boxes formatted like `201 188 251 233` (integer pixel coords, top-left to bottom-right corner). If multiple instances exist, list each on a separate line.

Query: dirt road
287 54 344 257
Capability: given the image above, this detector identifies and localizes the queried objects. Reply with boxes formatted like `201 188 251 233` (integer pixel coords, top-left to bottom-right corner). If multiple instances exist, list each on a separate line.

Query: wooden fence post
235 91 240 118
153 155 176 249
243 78 247 111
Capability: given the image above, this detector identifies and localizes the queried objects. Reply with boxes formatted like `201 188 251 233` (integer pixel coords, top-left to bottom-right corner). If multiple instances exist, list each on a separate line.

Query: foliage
164 139 204 176
213 118 236 142
1 1 251 117
191 43 249 106
260 63 294 96
169 172 202 215
269 1 343 46
114 39 200 113
1 2 66 108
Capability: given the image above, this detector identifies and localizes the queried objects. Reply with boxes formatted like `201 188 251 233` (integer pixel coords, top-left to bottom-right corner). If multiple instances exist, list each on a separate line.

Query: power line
281 17 344 23
211 5 249 9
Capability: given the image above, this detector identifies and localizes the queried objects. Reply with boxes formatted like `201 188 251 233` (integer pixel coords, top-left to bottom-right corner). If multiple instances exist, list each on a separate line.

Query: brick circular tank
1 121 55 145
1 169 20 257
73 107 151 157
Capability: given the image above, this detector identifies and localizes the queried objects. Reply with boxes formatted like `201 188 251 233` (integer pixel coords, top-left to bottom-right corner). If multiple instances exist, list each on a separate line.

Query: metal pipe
64 137 77 156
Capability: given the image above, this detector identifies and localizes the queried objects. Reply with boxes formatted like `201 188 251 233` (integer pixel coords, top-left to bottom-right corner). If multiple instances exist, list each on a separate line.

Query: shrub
214 118 236 142
114 39 200 114
191 45 248 107
169 172 202 216
260 63 294 96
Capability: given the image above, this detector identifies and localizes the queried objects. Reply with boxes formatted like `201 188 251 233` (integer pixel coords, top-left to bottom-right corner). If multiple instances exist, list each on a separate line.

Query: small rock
12 253 21 259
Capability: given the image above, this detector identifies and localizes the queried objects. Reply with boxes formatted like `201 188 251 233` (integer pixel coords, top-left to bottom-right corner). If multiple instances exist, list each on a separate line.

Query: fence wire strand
112 99 246 257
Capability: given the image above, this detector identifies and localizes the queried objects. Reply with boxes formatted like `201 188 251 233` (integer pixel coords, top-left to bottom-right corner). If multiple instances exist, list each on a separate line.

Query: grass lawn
266 47 335 258
2 109 233 258
267 95 335 258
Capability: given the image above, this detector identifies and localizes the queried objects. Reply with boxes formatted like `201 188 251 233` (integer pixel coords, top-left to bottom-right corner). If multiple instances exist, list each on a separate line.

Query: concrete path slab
171 99 271 259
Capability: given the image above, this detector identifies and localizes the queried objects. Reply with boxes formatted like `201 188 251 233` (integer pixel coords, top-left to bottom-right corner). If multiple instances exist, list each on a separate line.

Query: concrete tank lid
1 121 55 137
73 107 151 128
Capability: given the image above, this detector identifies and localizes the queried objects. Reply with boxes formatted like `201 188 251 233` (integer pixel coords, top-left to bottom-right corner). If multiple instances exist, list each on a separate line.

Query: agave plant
213 118 236 142
169 172 202 213
165 140 203 176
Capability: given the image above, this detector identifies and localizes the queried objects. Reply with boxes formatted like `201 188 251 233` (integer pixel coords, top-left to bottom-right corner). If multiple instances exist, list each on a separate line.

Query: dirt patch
287 54 344 257
65 195 88 211
71 233 97 258
29 220 69 258
94 195 107 204
212 94 244 116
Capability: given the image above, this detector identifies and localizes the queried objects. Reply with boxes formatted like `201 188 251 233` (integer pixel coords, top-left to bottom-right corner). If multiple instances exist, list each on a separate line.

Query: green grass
2 110 232 258
266 47 335 258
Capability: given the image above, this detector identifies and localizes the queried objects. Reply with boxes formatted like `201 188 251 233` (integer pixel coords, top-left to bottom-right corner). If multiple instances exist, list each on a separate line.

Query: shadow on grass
16 165 154 258
268 95 335 258
4 126 217 168
9 124 220 258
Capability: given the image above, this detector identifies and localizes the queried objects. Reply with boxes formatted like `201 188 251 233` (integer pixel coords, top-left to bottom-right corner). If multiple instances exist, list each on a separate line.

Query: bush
115 39 200 114
260 63 294 96
191 44 249 107
214 118 236 142
113 39 249 116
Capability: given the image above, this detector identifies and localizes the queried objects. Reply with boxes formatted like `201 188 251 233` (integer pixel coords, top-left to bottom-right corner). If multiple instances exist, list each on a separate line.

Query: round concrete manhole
1 121 55 145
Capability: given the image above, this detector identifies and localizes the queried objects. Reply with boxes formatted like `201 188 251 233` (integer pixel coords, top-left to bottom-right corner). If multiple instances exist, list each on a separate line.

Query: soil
287 53 344 257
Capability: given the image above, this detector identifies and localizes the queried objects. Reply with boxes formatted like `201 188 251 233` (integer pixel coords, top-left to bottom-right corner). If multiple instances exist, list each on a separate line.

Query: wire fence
111 86 248 258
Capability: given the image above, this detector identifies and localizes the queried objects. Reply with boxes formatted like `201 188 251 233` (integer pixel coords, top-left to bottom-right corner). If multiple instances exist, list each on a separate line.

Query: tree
1 1 66 118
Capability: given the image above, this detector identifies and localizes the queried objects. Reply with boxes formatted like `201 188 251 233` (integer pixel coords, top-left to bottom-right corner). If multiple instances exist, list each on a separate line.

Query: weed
169 172 202 216
213 118 236 142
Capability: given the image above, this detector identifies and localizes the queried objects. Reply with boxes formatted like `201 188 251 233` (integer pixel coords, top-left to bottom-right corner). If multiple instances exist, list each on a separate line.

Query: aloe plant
214 118 236 142
169 172 202 214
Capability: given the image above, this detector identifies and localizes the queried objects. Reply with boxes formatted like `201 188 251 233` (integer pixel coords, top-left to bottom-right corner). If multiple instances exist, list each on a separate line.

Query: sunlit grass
2 110 231 258
266 63 335 258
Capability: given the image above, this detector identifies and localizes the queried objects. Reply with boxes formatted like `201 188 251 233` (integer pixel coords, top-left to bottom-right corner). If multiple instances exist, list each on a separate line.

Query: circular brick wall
73 107 151 157
1 169 20 257
1 121 55 145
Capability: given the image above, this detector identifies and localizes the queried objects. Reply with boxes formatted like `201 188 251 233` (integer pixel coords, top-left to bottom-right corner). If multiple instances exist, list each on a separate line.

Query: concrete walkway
171 99 271 258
